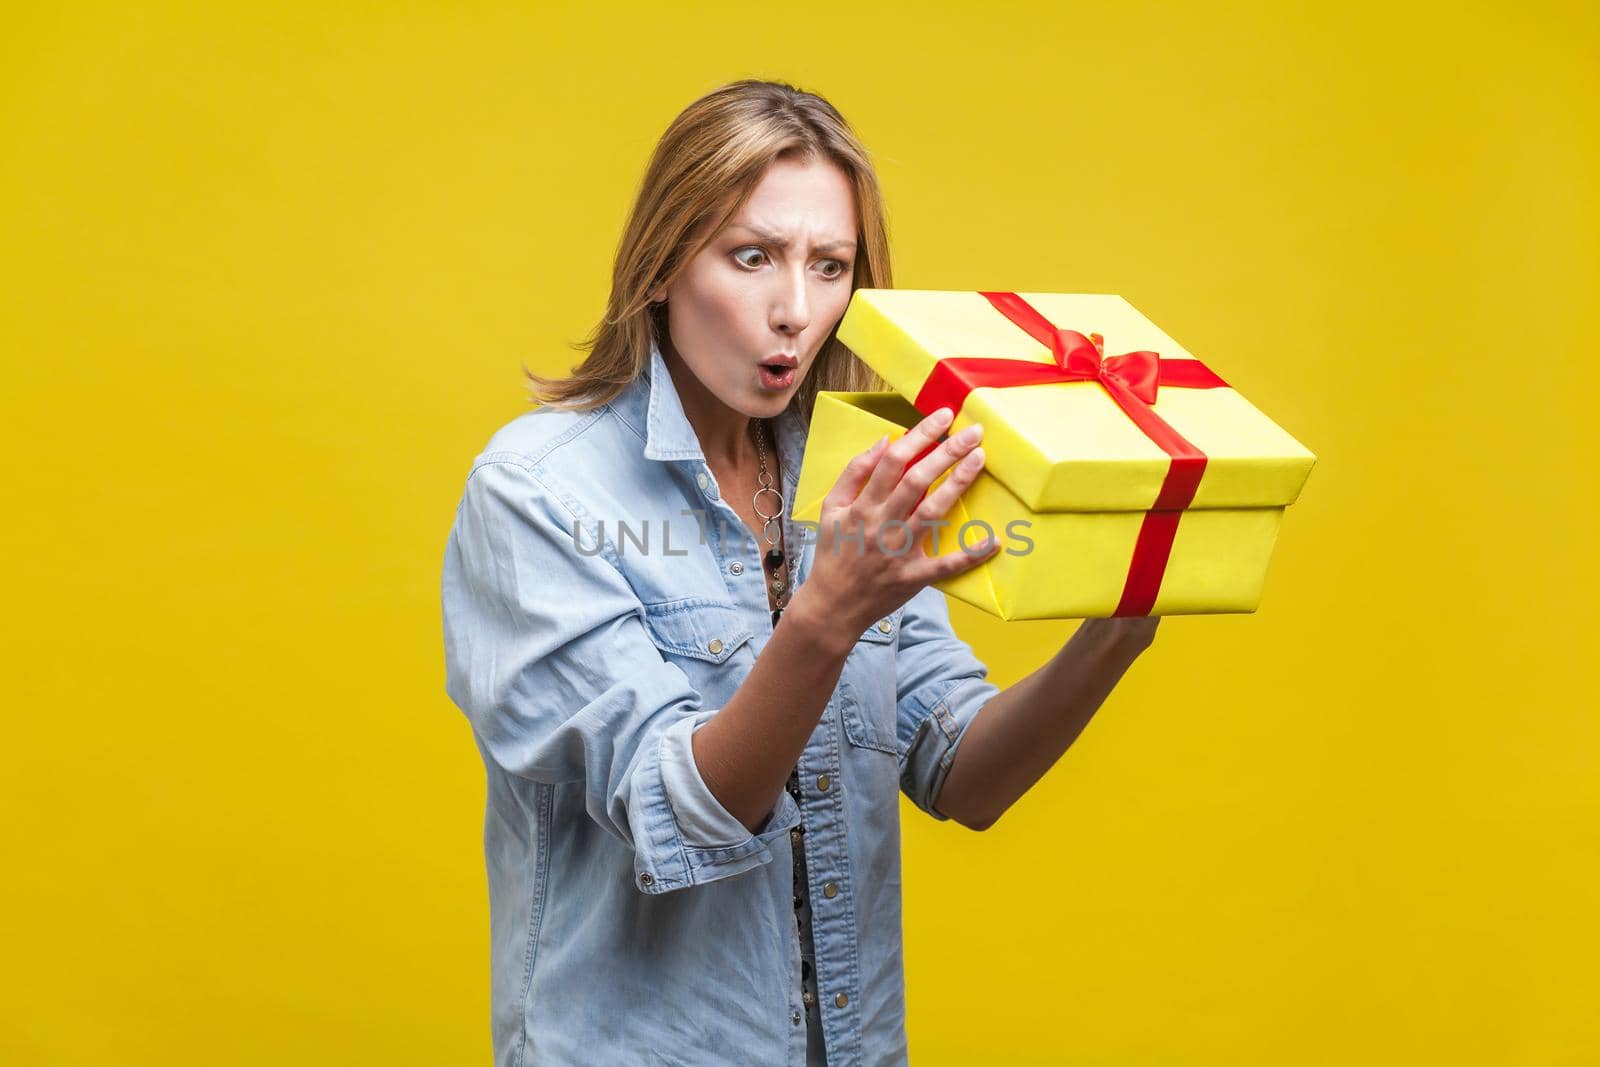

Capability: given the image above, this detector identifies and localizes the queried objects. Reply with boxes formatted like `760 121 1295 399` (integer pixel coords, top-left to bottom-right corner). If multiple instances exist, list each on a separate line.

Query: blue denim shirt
440 339 1000 1066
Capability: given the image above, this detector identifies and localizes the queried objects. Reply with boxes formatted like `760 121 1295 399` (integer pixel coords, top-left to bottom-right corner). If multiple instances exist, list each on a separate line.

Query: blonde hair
523 78 891 422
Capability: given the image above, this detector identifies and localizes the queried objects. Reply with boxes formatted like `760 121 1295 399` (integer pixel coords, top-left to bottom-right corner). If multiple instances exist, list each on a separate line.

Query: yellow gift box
792 289 1317 620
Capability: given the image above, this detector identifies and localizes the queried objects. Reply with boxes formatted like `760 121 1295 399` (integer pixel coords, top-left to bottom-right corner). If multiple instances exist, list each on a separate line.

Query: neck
660 342 762 470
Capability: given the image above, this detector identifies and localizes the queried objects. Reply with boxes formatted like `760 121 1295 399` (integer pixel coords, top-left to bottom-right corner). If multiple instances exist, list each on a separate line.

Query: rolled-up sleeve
441 456 798 894
893 585 1000 821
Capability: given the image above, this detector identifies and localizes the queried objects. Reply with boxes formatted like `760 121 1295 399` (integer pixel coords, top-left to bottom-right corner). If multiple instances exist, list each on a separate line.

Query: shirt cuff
899 675 999 821
634 710 801 894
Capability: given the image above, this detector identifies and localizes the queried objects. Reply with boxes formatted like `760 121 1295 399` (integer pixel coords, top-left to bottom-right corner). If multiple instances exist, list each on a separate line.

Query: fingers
855 407 955 509
908 444 985 526
822 432 892 511
886 422 984 519
817 405 1006 602
911 528 1003 584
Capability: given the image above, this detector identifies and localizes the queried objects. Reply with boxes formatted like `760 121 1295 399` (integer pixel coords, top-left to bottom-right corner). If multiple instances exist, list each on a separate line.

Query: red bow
908 291 1231 617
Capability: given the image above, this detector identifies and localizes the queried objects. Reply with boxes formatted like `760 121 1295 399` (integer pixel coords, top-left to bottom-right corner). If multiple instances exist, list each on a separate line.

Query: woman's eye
733 248 848 278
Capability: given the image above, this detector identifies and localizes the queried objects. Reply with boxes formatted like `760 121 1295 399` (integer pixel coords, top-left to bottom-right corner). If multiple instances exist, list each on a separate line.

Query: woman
441 79 1158 1067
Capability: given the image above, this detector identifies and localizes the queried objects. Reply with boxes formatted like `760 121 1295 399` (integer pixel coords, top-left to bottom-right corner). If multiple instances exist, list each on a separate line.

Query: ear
647 284 666 305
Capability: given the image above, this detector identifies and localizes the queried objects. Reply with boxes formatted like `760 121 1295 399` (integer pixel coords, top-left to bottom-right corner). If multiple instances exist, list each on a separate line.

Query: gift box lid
836 289 1317 512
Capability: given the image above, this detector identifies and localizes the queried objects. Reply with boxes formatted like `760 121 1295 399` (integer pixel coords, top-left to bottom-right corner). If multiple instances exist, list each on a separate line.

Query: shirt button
823 881 838 898
696 472 710 491
790 828 802 846
707 639 723 654
638 872 653 887
816 774 830 792
877 618 893 634
792 1010 802 1026
834 992 849 1008
730 561 744 575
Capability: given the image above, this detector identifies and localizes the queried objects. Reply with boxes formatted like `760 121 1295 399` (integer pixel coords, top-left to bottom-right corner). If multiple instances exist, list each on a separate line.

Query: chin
752 395 791 418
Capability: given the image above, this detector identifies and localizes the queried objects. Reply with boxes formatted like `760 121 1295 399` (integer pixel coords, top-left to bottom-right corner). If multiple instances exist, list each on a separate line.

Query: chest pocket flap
641 597 755 665
855 606 904 646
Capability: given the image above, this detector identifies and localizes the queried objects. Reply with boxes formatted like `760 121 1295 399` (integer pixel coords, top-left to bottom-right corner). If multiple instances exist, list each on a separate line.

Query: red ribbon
909 291 1230 617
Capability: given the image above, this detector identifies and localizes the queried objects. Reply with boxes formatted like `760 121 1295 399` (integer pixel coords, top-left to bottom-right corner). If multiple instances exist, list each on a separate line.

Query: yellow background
3 2 1595 1063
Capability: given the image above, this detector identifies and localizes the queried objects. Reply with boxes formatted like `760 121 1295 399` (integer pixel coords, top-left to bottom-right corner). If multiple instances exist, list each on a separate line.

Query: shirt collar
641 337 705 461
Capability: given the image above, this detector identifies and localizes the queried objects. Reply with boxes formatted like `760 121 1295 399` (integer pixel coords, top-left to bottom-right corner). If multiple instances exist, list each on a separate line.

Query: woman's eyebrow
730 224 857 254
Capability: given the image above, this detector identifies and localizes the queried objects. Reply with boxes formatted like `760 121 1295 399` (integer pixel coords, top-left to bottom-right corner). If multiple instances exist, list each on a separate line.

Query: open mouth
757 359 797 389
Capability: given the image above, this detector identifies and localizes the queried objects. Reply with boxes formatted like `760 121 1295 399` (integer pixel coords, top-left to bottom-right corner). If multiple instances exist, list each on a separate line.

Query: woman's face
652 154 858 422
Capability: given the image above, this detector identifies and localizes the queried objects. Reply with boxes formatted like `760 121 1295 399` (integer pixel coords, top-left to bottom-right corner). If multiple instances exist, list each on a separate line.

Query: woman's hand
795 406 1001 637
1075 616 1161 657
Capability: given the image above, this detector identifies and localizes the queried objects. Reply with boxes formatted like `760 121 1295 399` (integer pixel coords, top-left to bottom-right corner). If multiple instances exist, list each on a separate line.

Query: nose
769 262 811 337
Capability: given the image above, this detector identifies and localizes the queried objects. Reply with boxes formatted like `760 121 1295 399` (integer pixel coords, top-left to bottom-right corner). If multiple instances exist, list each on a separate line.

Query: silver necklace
752 418 790 618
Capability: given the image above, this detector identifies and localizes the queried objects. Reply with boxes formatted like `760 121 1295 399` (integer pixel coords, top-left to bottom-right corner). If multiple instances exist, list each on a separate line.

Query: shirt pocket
639 596 756 697
837 606 905 756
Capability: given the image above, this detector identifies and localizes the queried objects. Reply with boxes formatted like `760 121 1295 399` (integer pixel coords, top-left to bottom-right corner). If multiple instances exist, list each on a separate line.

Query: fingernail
934 407 954 425
963 446 985 470
959 423 984 445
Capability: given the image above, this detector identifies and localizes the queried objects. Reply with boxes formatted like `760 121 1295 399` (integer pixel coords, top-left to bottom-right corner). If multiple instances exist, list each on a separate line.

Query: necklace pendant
765 547 785 570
